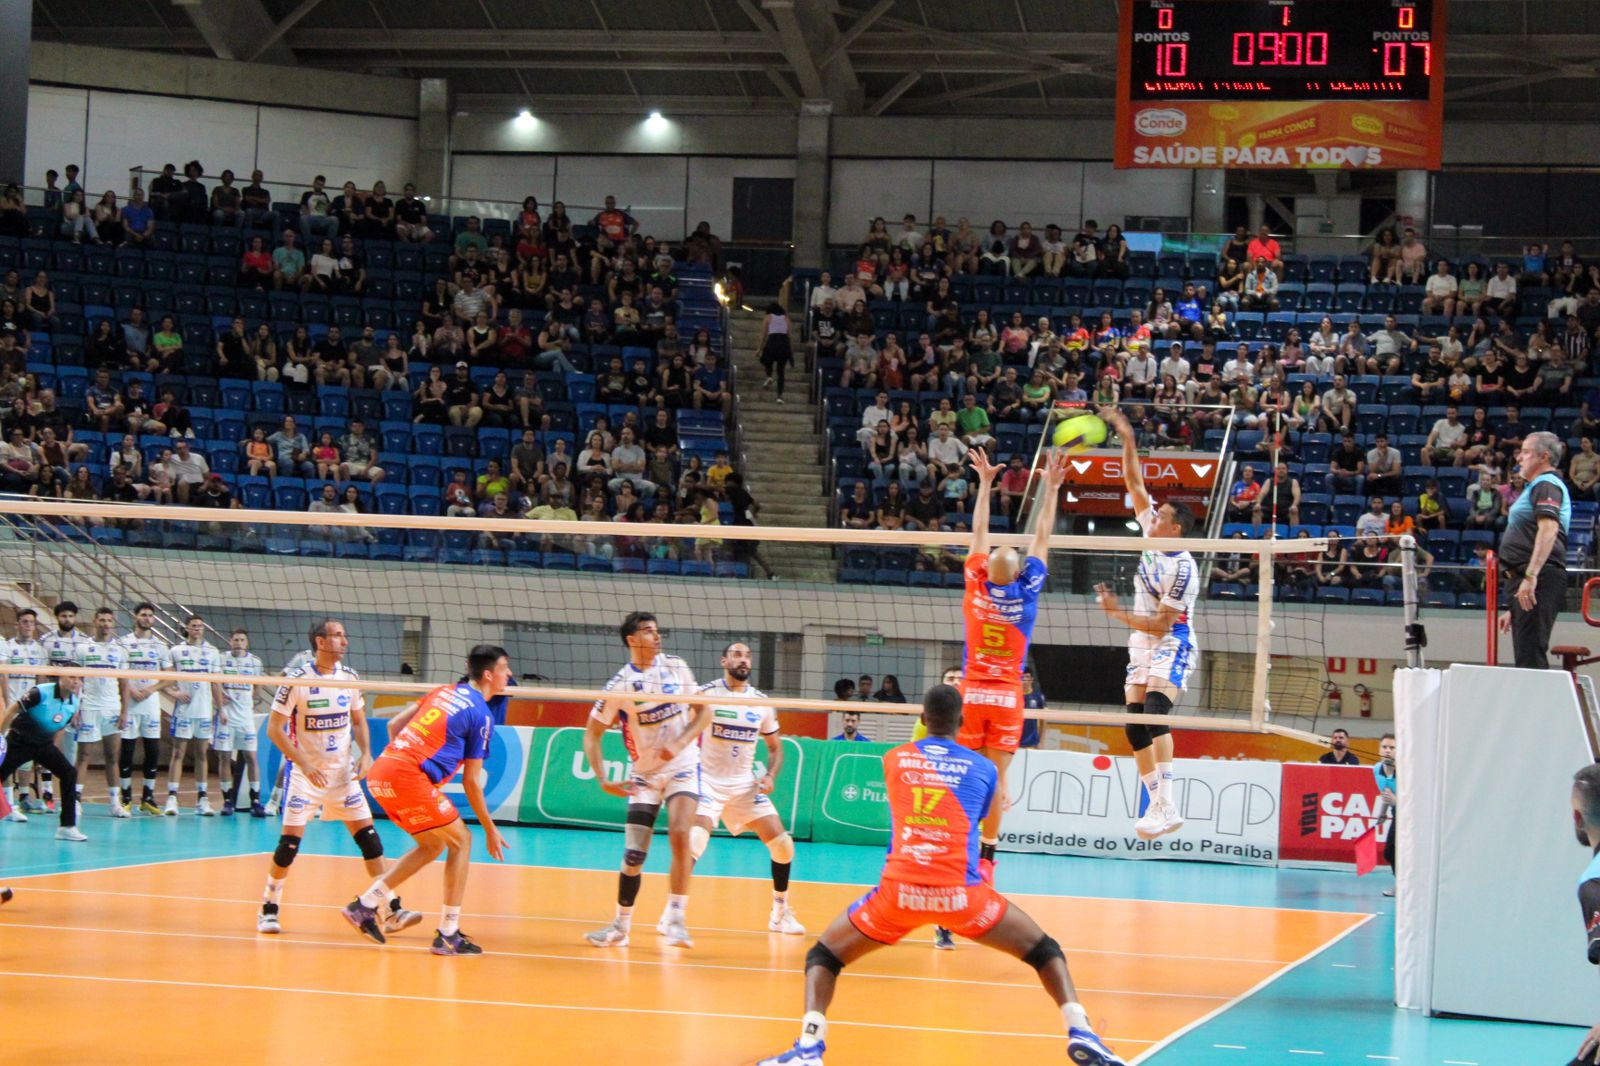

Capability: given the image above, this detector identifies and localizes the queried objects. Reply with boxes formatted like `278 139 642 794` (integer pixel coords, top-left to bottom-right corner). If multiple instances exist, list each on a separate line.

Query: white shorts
1126 635 1196 692
281 764 372 827
213 714 258 753
121 702 162 741
75 708 123 745
696 774 777 836
629 755 701 807
171 712 214 741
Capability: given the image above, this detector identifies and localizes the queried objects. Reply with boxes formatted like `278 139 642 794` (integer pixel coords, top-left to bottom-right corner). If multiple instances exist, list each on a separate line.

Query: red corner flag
1353 825 1379 876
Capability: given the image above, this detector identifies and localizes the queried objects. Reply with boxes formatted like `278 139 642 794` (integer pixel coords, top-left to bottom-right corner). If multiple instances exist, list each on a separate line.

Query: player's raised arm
1103 408 1151 516
1027 450 1070 563
968 447 1002 555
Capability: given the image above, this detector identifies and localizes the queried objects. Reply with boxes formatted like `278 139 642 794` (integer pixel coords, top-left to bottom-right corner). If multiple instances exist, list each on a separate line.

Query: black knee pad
624 803 661 828
273 834 301 868
1021 934 1064 972
353 824 383 861
1125 704 1153 752
806 941 845 976
1144 691 1174 741
622 849 649 868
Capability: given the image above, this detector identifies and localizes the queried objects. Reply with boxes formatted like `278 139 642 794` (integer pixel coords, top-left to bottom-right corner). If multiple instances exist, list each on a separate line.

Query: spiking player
1096 408 1199 841
256 619 421 937
3 608 46 820
72 608 129 818
756 685 1125 1066
584 611 709 949
166 615 223 816
117 603 172 816
689 641 804 936
958 447 1069 881
216 628 267 817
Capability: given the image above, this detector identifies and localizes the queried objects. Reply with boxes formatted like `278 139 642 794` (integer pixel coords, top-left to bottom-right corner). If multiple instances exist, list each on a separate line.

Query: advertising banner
808 739 895 846
1057 451 1219 518
1278 762 1390 865
999 750 1282 865
1118 101 1442 170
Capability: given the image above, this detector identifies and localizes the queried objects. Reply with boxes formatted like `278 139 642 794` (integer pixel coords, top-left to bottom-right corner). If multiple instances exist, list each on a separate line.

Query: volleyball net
0 497 1338 741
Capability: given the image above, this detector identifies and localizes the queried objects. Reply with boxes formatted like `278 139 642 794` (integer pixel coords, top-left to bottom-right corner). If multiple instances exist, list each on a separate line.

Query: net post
1485 549 1498 665
1399 533 1426 668
1250 540 1274 731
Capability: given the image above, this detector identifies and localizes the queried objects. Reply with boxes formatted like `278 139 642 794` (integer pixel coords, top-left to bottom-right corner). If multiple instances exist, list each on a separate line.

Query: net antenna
1 497 1328 742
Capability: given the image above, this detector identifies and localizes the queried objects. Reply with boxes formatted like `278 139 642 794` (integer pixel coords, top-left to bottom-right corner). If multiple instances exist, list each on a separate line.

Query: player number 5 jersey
590 654 699 777
1134 505 1199 649
270 662 364 778
696 679 778 781
963 552 1047 684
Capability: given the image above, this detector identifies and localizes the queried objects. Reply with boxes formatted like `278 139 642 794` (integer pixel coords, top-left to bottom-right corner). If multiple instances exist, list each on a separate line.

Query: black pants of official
1384 816 1396 876
0 731 77 828
1504 565 1566 669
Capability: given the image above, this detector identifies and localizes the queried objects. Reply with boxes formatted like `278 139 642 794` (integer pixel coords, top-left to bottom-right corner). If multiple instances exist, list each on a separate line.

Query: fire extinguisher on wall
1325 682 1342 718
1355 683 1373 718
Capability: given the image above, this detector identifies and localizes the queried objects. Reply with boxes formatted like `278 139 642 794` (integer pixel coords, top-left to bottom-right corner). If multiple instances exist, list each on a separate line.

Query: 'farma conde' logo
1134 108 1187 137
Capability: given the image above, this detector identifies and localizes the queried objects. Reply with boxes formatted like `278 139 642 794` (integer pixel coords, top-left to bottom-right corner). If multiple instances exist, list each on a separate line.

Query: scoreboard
1115 0 1447 170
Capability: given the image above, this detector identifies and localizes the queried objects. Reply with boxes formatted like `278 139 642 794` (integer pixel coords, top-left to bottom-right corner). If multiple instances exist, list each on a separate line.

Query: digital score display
1129 0 1437 101
1114 0 1448 170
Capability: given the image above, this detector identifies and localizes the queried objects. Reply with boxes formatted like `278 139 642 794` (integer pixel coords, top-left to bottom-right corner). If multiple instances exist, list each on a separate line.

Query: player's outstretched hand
968 448 1001 483
1102 407 1133 439
1041 448 1070 488
1094 582 1121 614
485 824 509 862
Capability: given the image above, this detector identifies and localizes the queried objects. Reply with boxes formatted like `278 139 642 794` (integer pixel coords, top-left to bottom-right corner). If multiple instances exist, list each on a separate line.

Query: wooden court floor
0 853 1370 1065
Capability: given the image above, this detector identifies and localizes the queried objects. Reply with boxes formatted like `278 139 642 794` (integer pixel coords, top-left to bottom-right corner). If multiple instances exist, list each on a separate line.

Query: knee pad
622 848 649 869
689 825 710 862
806 941 845 976
623 803 660 869
1125 704 1153 752
272 834 301 868
1021 934 1064 972
1144 691 1174 741
766 832 795 865
353 824 384 861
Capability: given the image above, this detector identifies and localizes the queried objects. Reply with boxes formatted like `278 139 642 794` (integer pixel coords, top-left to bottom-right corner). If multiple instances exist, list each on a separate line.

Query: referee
1497 431 1570 669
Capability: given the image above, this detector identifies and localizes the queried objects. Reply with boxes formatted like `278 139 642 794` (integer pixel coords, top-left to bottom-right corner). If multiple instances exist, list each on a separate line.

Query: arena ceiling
31 0 1600 119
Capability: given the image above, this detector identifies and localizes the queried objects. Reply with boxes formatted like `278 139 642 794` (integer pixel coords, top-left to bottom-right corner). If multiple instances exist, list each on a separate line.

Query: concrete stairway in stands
728 307 835 582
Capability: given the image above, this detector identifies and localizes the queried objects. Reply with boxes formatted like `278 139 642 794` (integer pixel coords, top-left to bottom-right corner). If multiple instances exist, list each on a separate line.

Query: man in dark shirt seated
1318 728 1361 765
1496 404 1530 464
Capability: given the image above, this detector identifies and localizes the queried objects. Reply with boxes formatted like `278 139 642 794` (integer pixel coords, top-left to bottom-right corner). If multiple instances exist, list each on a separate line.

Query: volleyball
1052 413 1108 453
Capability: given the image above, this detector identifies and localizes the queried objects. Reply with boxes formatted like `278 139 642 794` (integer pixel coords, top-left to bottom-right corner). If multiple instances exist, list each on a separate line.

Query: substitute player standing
1096 408 1199 841
960 447 1070 877
584 611 710 949
256 619 421 937
756 685 1125 1066
690 641 804 935
117 603 171 816
346 644 511 955
4 608 46 819
216 629 266 817
166 615 224 816
71 608 130 818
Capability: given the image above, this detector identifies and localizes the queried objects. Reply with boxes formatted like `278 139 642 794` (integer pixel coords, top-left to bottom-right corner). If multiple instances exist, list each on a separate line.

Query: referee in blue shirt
0 674 86 839
1497 431 1571 669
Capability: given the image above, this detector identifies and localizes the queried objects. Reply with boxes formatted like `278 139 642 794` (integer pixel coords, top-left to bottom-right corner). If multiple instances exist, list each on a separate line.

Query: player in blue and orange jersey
757 685 1125 1066
341 644 511 956
960 446 1069 870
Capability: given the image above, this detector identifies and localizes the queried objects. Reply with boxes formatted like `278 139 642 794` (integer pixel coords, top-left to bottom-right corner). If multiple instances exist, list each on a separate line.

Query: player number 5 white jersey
1135 505 1199 649
270 662 365 779
696 680 779 781
590 654 699 777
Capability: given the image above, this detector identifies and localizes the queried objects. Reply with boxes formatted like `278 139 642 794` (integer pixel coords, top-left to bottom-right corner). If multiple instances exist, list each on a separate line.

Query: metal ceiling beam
168 0 295 64
867 71 920 116
893 71 1056 112
1445 63 1600 101
819 0 893 68
454 93 797 116
750 0 825 98
834 8 1084 73
244 0 324 63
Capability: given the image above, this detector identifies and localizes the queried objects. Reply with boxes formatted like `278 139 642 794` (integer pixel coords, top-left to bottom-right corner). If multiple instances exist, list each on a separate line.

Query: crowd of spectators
0 159 765 573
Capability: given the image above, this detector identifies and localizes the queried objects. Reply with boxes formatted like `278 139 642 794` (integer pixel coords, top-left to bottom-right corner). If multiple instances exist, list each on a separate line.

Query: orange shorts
847 878 1010 945
957 679 1025 753
366 758 460 835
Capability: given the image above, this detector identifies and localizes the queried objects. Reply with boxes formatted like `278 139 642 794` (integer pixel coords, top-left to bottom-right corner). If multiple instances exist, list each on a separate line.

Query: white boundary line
0 970 1154 1047
1127 913 1378 1065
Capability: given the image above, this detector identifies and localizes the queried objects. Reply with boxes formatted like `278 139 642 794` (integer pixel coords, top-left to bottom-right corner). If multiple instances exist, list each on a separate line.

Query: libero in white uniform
1125 504 1200 693
270 662 371 827
590 653 703 803
695 679 780 834
216 650 264 753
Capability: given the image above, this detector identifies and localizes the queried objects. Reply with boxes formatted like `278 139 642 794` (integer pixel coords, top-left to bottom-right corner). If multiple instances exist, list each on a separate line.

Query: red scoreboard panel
1115 0 1448 170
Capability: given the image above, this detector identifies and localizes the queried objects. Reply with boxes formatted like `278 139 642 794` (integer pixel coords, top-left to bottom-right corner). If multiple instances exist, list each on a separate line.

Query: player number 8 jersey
270 662 364 780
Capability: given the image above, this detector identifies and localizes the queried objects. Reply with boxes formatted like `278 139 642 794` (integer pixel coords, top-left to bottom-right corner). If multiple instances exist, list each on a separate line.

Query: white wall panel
829 158 931 244
447 155 557 209
551 155 689 240
685 157 796 240
255 108 417 189
25 86 88 188
83 92 257 194
1081 163 1193 226
932 160 1086 230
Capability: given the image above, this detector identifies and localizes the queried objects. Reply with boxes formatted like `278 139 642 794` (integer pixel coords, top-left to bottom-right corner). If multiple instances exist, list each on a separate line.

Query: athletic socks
799 1011 828 1049
617 871 643 908
1141 770 1161 801
1063 1001 1092 1032
249 788 260 806
771 861 792 897
664 894 688 920
263 877 285 907
358 878 390 910
439 906 461 936
1157 763 1175 805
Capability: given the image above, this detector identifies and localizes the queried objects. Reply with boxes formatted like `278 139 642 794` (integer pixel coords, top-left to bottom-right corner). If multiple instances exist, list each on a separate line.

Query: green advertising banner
801 739 895 847
517 726 810 837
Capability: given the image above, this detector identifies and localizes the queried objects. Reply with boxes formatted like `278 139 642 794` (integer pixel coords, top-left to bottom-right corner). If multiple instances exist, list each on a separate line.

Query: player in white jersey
40 600 93 811
165 614 225 816
71 608 131 818
1096 409 1200 841
256 619 421 937
689 641 805 935
216 628 267 817
583 611 710 949
3 608 46 819
262 647 315 816
116 602 173 815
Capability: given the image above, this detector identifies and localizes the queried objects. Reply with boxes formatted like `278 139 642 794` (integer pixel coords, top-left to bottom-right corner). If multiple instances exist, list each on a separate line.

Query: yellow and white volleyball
1051 413 1107 453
